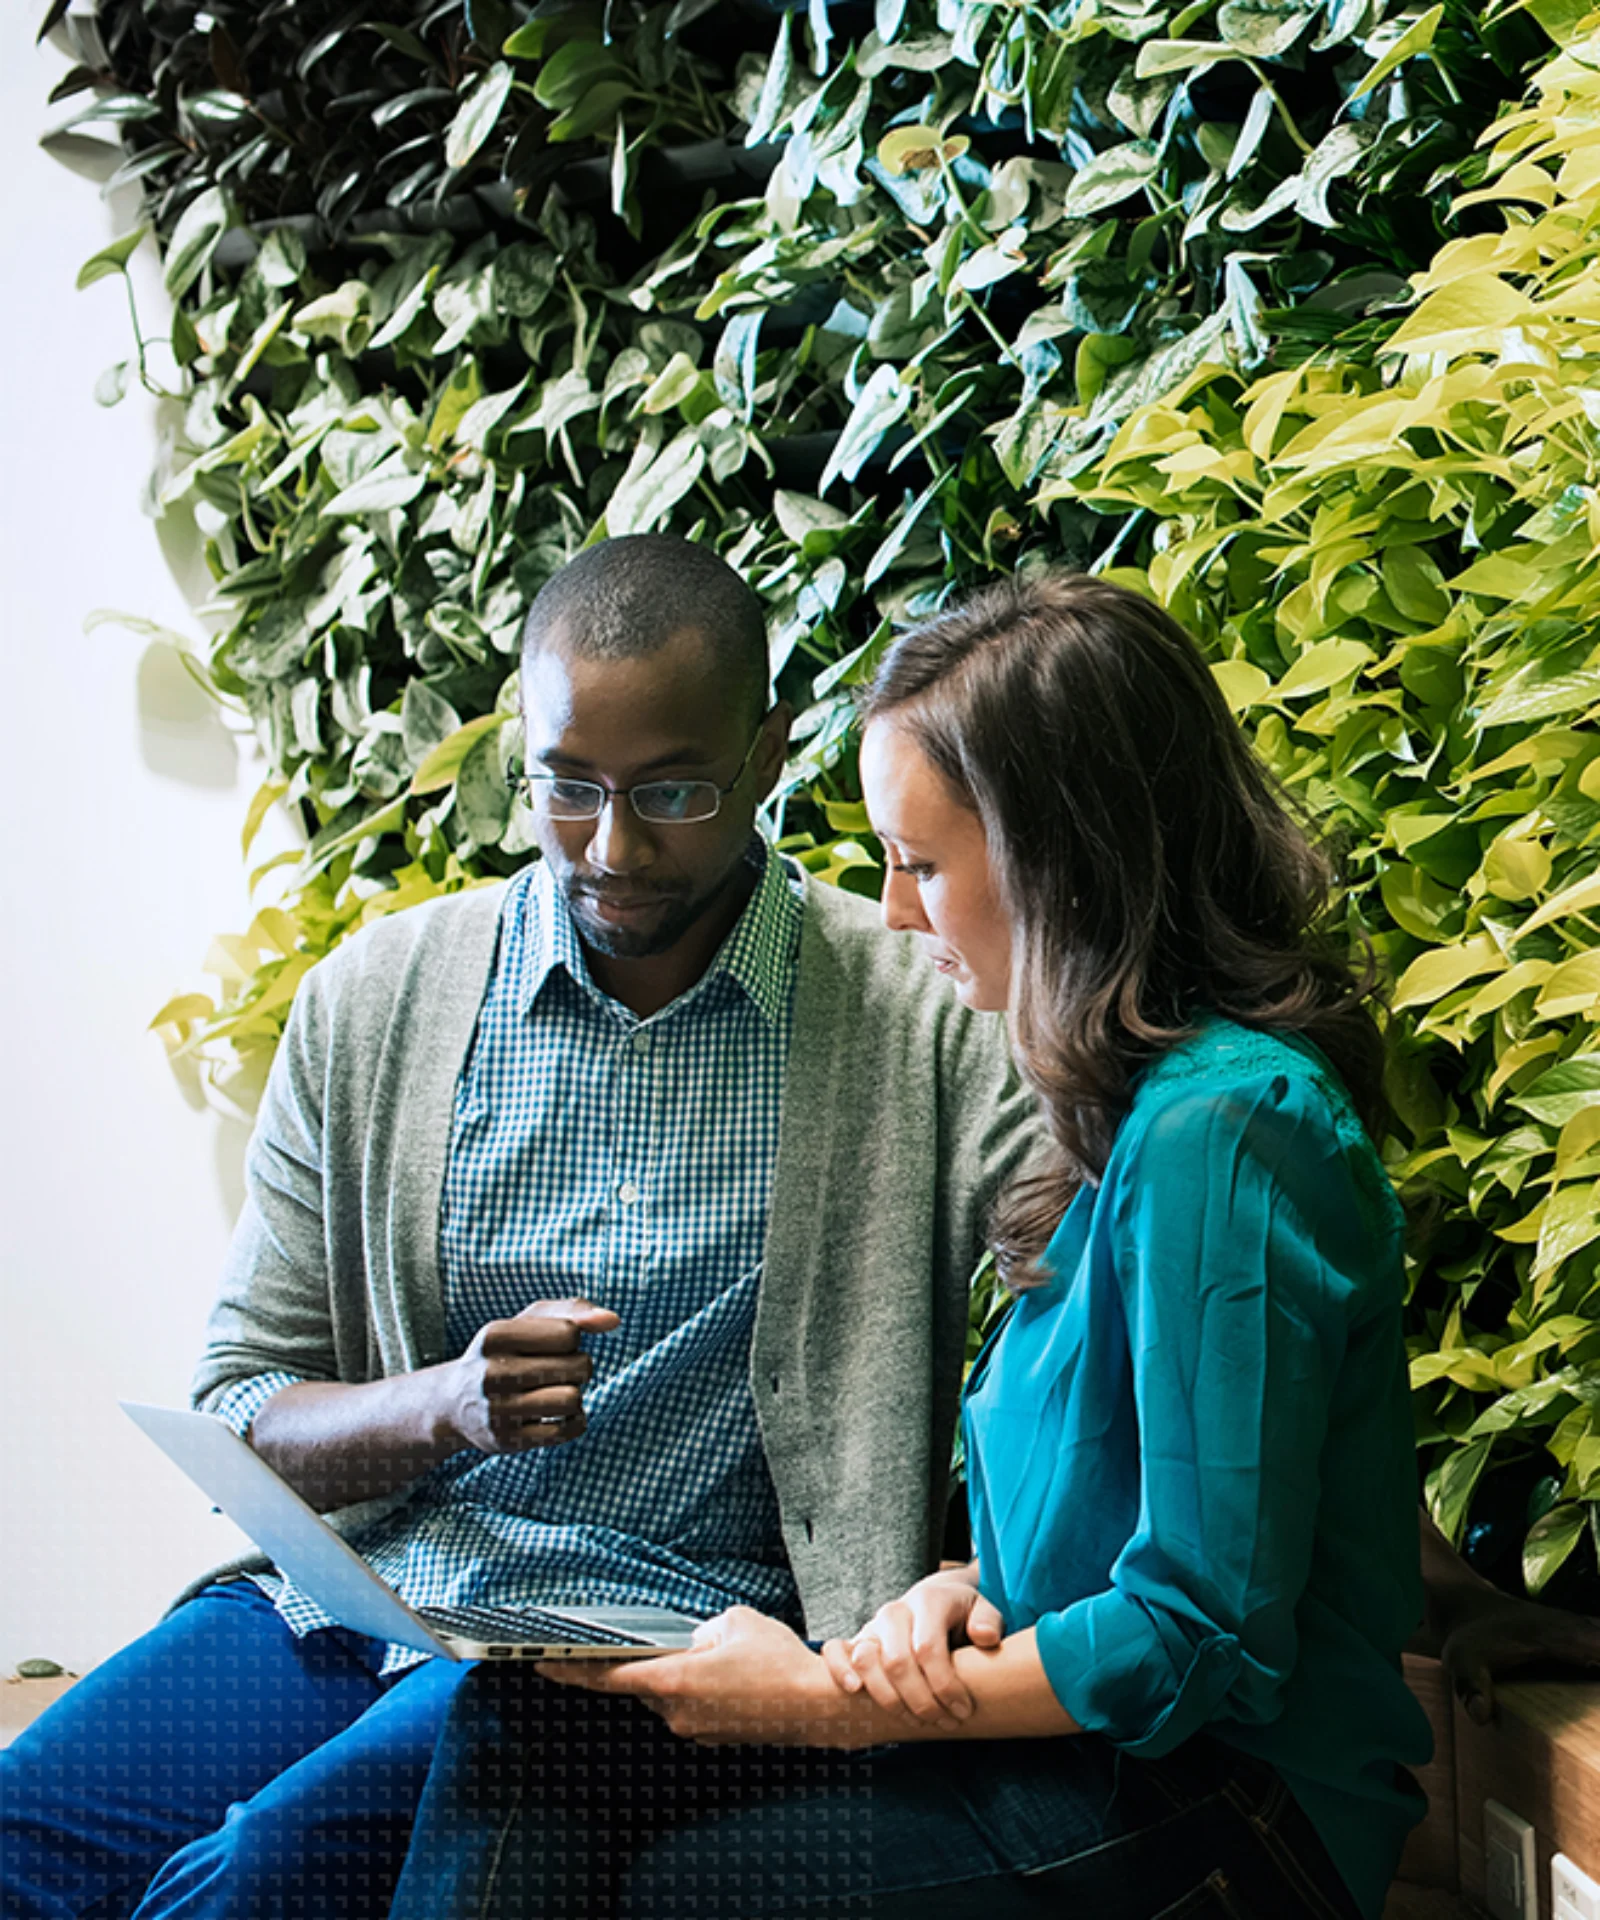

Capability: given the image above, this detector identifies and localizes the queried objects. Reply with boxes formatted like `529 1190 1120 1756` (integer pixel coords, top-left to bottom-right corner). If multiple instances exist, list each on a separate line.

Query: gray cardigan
192 871 1043 1640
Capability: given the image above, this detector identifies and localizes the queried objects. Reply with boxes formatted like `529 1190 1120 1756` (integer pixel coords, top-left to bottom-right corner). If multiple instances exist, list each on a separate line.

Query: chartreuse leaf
427 361 484 449
1518 871 1600 939
1212 660 1272 714
1275 638 1371 699
1135 39 1238 78
1513 1057 1600 1129
1386 276 1534 355
1537 953 1600 1021
1533 1183 1600 1282
1394 936 1505 1011
240 780 288 858
1483 837 1552 903
1558 1109 1600 1178
1489 1038 1566 1108
1349 6 1444 103
1465 960 1553 1020
877 125 955 173
1411 1347 1505 1391
149 993 218 1032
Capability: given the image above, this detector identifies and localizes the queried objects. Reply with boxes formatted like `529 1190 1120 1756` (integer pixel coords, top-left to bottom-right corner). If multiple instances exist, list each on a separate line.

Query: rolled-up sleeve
207 1370 306 1438
1033 1075 1362 1758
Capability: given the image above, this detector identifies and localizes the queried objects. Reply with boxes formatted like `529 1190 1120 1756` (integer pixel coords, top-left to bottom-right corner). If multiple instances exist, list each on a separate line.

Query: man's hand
440 1298 619 1455
819 1563 1004 1729
538 1608 891 1748
244 1298 619 1510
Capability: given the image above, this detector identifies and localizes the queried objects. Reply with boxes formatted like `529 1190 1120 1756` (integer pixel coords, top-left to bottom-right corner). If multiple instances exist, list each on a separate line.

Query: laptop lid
122 1401 460 1658
120 1403 701 1659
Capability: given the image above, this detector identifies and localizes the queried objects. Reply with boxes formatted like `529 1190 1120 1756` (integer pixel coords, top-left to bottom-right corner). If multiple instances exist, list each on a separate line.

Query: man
0 534 1039 1919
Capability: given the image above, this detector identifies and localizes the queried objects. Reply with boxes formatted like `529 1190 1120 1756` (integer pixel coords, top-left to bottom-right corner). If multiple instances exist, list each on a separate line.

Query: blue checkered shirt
212 843 803 1673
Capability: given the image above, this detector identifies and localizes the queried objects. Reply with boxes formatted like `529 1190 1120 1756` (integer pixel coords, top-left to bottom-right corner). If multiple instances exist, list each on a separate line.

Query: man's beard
564 882 710 959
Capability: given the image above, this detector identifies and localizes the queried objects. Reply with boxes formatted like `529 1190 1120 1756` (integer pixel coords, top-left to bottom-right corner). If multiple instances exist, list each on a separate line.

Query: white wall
0 18 265 1671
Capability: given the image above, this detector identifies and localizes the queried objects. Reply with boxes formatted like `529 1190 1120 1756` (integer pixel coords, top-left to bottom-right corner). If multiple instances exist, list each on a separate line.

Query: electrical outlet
1485 1799 1538 1920
1553 1852 1600 1920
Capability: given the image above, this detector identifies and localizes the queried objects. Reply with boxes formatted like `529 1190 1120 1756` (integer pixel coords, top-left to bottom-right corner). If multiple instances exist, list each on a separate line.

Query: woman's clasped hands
820 1560 1005 1734
536 1562 1007 1748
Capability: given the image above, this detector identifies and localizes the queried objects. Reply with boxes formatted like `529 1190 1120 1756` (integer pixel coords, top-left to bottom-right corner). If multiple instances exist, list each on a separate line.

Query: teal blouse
963 1017 1432 1920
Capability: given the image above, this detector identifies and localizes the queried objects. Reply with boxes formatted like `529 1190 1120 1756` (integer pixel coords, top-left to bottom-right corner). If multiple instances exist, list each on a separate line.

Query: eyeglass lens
539 780 721 823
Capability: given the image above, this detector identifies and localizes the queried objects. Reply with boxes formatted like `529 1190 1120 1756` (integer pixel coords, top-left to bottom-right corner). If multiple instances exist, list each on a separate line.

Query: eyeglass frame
507 718 771 826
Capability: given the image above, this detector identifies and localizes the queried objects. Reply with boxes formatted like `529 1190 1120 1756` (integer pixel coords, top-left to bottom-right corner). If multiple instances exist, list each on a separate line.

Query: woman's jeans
389 1663 1369 1920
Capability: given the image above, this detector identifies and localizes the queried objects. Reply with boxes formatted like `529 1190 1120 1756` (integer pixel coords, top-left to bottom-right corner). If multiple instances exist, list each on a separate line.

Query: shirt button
632 1032 652 1053
618 1180 640 1205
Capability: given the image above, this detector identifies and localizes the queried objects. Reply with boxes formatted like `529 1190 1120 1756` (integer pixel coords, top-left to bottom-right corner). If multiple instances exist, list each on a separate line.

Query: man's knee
134 1793 410 1920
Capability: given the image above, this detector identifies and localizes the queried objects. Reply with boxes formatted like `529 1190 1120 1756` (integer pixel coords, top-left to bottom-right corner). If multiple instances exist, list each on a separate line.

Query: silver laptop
121 1401 700 1661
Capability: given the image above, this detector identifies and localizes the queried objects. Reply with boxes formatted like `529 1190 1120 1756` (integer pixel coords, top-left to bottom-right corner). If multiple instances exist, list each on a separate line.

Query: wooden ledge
0 1674 78 1749
1456 1674 1600 1918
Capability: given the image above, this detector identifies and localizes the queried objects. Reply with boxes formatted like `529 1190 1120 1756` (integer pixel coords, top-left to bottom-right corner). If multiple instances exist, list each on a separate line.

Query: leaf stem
1251 62 1314 157
961 291 1024 371
566 272 592 376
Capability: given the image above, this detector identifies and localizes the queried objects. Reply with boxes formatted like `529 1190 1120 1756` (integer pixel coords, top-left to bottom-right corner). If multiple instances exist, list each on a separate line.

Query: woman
390 573 1432 1920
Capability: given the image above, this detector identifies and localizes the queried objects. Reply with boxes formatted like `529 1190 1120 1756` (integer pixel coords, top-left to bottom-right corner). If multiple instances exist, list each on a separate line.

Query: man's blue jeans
389 1663 1369 1920
0 1580 468 1920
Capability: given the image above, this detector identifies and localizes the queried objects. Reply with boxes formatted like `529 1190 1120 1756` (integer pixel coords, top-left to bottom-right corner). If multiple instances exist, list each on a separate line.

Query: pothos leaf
75 223 148 289
445 62 515 169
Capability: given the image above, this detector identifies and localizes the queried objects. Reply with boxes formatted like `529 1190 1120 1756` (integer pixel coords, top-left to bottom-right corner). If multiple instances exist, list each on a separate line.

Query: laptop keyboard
419 1601 648 1647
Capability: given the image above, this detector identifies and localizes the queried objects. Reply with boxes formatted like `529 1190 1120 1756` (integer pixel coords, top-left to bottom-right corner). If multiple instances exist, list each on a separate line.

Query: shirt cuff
203 1371 305 1439
1035 1588 1241 1760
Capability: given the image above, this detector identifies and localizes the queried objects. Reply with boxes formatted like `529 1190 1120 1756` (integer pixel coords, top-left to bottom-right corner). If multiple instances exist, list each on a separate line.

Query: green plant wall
1044 25 1600 1601
43 0 1600 1594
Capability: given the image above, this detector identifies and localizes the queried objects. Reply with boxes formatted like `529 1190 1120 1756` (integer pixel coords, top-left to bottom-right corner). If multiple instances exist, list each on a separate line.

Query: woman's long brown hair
859 573 1386 1286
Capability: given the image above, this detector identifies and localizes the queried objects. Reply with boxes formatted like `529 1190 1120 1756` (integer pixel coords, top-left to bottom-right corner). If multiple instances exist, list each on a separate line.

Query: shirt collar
519 839 800 1028
521 859 589 1013
713 838 800 1029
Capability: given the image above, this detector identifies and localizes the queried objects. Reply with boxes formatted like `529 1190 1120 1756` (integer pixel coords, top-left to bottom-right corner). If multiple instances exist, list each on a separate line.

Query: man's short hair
521 535 770 728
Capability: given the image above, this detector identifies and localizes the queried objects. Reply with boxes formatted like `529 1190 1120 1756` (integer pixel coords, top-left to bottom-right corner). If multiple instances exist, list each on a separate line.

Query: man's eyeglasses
509 725 766 826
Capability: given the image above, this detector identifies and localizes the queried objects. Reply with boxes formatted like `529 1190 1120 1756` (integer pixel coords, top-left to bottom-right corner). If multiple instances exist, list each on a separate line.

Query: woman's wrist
918 1560 981 1596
